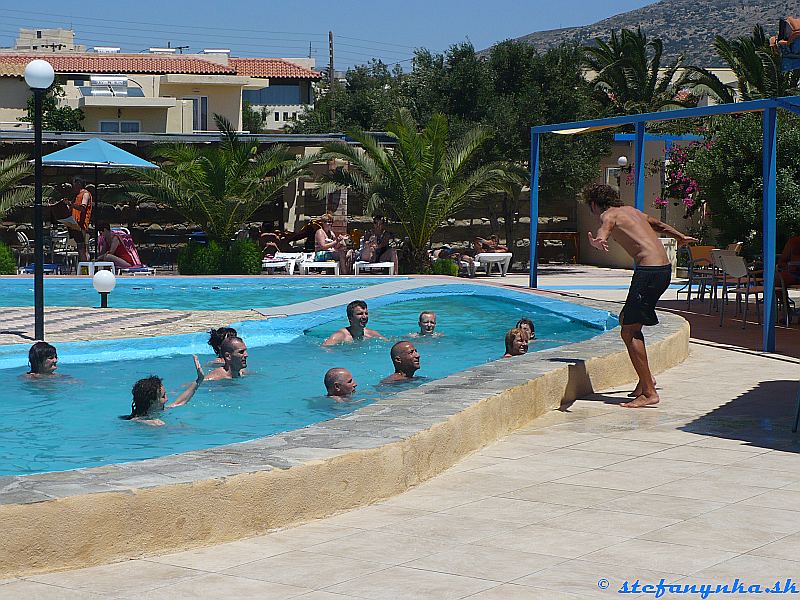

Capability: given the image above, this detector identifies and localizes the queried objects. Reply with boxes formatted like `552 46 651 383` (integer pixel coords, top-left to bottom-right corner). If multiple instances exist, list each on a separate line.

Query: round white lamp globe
617 156 628 167
24 60 55 90
93 269 117 294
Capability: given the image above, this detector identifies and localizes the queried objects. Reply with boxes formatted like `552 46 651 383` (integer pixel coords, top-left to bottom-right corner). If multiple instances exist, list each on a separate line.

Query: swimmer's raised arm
167 355 205 408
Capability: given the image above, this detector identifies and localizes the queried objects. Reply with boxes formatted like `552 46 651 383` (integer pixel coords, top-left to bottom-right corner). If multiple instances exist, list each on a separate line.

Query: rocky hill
505 0 795 67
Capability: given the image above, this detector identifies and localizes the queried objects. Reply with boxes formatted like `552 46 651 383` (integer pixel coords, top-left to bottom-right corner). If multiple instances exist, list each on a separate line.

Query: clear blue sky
0 1 656 70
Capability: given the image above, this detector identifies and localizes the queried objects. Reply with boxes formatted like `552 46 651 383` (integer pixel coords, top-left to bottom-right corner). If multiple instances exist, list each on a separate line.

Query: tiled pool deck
1 267 799 599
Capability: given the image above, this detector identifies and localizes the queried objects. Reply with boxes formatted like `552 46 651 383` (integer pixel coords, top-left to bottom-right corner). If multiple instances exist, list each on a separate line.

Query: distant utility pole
329 30 336 128
308 41 312 58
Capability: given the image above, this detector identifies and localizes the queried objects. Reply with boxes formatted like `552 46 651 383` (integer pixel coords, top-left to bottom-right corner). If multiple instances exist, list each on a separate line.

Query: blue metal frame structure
529 96 800 352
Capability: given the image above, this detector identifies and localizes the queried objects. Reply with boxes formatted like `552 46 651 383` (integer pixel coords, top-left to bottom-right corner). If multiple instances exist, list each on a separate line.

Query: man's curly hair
584 183 624 211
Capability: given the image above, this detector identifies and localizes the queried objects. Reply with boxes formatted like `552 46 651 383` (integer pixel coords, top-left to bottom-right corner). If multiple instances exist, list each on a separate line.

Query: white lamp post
24 59 55 340
92 270 116 308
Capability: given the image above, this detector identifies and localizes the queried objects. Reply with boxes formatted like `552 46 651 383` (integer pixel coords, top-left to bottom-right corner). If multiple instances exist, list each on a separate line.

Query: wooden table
537 231 579 264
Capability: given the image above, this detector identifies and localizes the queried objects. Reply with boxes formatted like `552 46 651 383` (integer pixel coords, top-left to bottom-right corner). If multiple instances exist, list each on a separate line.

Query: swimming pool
0 285 615 476
0 276 401 311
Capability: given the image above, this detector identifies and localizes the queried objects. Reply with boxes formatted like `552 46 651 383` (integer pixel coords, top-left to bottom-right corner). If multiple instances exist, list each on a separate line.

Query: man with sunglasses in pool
205 336 248 380
322 300 387 347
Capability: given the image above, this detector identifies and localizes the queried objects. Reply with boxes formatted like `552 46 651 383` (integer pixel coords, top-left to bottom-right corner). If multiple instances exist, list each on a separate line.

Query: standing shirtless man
585 184 696 408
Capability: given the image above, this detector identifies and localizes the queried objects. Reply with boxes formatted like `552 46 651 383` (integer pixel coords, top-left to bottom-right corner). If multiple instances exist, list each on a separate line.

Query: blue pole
633 122 646 211
762 107 777 352
529 130 540 288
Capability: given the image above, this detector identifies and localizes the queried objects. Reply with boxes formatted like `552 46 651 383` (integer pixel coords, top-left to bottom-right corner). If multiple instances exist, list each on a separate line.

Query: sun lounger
118 266 155 276
353 260 395 275
474 252 513 276
300 252 340 275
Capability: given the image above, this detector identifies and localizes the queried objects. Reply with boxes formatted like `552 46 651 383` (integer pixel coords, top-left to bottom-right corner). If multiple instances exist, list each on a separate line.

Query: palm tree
126 115 319 244
0 154 33 218
316 108 523 272
684 26 800 103
583 28 695 114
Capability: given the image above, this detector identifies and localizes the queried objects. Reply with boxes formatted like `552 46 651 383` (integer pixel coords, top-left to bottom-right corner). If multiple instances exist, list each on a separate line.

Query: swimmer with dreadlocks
120 355 205 426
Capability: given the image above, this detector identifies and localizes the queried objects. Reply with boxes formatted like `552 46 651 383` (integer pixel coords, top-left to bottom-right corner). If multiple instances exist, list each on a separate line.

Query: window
283 112 289 121
274 112 280 121
605 167 622 193
183 96 208 131
99 120 141 133
36 30 42 38
242 83 303 106
292 112 297 120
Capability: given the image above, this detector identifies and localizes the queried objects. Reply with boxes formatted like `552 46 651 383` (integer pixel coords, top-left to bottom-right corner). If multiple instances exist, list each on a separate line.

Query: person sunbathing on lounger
322 300 387 346
474 235 509 254
97 223 144 269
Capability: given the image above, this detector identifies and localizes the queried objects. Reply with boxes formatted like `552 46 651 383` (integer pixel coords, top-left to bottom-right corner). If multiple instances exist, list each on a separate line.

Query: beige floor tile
479 439 555 459
686 437 777 452
645 477 770 503
552 467 686 492
513 558 681 599
464 583 590 600
581 538 737 575
525 448 629 468
417 470 541 495
447 454 504 473
600 455 714 477
477 524 628 558
378 513 523 544
735 451 800 472
126 573 311 599
504 430 603 447
463 461 591 485
647 446 756 465
441 496 580 525
146 538 294 571
27 560 202 596
746 532 800 561
501 482 629 507
256 524 362 550
590 492 727 520
738 488 800 511
308 530 452 565
638 516 788 553
0 580 103 599
292 593 363 600
568 438 677 456
403 544 566 582
694 465 800 488
379 485 490 511
685 553 800 581
221 551 386 589
320 505 433 530
324 565 496 600
700 505 800 534
608 428 706 445
543 507 680 537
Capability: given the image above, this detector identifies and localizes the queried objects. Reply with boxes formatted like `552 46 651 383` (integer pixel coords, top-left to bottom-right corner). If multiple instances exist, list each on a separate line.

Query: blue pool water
0 276 400 310
0 286 614 476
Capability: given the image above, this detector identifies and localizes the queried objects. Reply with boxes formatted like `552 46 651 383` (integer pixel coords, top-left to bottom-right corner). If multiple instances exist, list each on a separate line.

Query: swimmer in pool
26 341 59 378
324 367 358 402
381 341 421 383
322 300 387 346
119 355 205 426
516 317 535 341
205 337 248 380
410 311 442 337
207 326 238 366
502 328 528 358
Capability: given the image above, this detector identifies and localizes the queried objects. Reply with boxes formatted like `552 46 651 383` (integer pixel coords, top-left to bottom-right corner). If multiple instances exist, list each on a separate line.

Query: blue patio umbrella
41 138 158 258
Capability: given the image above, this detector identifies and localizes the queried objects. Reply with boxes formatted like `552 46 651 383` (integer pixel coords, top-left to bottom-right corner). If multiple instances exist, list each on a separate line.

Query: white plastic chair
300 252 340 275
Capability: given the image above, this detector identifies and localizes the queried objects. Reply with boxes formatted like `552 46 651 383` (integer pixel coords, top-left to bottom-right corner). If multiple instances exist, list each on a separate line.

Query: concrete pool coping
0 281 690 577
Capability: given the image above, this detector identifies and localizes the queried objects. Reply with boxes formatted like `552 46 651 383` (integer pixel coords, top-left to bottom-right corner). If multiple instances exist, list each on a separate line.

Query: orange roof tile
0 53 236 75
229 58 321 79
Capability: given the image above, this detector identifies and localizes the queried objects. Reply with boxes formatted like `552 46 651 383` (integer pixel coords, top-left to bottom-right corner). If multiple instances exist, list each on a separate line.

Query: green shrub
0 242 16 275
177 240 225 275
224 239 262 275
431 258 459 276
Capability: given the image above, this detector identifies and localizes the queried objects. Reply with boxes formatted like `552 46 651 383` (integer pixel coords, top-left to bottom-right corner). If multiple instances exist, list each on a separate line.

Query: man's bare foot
621 393 660 408
628 378 657 398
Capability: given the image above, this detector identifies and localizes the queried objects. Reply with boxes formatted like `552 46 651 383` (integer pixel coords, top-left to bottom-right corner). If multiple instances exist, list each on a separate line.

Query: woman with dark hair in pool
27 341 59 377
208 327 237 366
120 356 205 426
